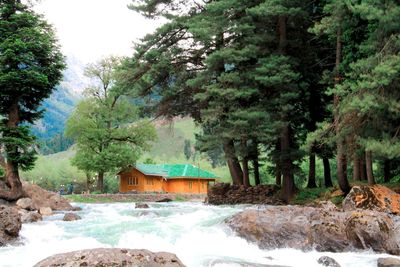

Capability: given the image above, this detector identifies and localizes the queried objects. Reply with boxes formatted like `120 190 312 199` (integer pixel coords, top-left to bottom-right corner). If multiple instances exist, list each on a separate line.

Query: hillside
31 88 79 139
31 56 86 154
23 117 230 192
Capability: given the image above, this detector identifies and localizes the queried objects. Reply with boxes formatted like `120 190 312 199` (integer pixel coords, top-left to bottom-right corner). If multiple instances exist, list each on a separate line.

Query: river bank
64 193 207 203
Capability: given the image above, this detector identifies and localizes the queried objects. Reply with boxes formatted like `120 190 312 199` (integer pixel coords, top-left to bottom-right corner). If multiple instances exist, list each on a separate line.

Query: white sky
34 0 164 63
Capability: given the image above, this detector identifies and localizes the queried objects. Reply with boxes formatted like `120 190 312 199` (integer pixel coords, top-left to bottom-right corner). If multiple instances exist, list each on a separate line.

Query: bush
104 175 119 193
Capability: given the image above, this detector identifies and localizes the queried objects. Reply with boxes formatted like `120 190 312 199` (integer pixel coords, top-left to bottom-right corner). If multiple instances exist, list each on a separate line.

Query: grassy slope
22 117 231 190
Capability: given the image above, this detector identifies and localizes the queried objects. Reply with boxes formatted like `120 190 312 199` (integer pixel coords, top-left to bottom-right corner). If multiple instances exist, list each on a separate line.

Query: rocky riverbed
226 185 400 256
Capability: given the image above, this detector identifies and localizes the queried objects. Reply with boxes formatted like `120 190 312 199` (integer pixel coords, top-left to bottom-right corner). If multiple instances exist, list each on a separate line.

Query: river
0 202 395 266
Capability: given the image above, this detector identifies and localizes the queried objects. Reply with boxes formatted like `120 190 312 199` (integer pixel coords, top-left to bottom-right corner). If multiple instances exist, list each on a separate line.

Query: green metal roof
135 164 217 179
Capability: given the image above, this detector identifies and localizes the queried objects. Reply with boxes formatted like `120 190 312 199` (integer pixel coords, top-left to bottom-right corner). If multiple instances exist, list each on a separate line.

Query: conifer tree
0 0 65 200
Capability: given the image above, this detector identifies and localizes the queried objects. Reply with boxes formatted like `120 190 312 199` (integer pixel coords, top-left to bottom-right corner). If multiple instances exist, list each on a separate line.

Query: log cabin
118 164 217 194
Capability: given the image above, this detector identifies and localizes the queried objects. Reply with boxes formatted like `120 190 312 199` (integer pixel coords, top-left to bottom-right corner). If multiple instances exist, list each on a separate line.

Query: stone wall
207 183 282 205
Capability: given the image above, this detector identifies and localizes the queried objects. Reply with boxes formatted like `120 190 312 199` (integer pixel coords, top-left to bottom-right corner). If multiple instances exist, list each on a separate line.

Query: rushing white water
0 202 398 267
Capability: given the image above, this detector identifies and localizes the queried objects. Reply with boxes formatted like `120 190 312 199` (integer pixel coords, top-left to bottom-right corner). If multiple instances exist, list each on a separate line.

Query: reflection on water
0 202 396 267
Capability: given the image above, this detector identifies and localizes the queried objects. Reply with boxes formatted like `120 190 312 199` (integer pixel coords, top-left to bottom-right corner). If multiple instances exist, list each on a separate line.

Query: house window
188 181 193 189
128 176 138 186
146 178 154 185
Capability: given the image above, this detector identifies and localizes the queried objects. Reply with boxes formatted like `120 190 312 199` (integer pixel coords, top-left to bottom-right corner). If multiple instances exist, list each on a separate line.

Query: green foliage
183 139 192 160
292 187 331 205
0 0 65 177
143 158 156 164
65 57 157 191
0 125 37 171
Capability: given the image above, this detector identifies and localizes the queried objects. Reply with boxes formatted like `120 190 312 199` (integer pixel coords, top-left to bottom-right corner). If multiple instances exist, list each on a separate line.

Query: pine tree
0 0 65 200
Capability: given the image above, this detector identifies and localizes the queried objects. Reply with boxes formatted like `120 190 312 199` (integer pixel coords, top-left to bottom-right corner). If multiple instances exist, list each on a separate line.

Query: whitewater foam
0 202 398 267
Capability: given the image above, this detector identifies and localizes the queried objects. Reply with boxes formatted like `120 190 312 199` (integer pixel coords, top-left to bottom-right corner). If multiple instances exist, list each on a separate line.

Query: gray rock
378 257 400 267
63 213 81 221
0 205 21 246
39 207 53 216
317 256 341 267
21 211 42 223
226 205 400 255
33 248 185 267
135 203 150 209
16 197 34 211
72 206 82 211
156 198 173 203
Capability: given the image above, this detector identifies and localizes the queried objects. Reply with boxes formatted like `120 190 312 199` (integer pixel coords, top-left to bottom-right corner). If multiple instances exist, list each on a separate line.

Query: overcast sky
34 0 163 63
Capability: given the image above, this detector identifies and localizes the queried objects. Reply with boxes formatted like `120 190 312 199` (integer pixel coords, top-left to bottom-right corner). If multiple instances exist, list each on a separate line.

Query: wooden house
118 164 217 194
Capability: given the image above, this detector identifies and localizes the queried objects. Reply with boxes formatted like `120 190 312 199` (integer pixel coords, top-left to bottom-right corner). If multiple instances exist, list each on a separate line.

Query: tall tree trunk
384 160 391 183
353 153 361 181
275 164 282 186
307 153 317 188
253 160 260 185
97 172 104 192
277 15 295 202
242 157 250 187
275 139 281 186
251 141 261 185
365 150 375 185
334 26 351 194
241 139 250 187
86 173 91 192
280 124 295 202
223 139 243 185
322 157 333 187
253 158 260 186
0 101 23 201
359 152 367 180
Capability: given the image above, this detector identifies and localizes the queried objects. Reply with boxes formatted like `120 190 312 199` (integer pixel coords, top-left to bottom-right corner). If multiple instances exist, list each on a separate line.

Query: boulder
226 206 313 250
345 211 400 254
33 248 185 267
135 203 150 209
156 198 173 203
343 185 400 214
21 211 42 223
308 209 349 252
39 207 53 216
63 213 81 221
16 197 35 211
22 182 73 211
0 205 21 246
72 206 82 211
226 205 400 255
378 257 400 267
317 256 341 267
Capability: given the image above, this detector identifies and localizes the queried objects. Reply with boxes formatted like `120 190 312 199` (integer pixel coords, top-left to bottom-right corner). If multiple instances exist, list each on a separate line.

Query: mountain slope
31 87 79 139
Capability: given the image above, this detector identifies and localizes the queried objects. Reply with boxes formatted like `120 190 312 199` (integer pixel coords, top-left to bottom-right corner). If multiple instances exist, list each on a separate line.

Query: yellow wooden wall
165 178 211 193
119 168 165 193
119 169 214 194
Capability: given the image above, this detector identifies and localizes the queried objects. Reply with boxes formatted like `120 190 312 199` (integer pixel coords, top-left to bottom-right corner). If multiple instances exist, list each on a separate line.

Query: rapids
0 202 396 267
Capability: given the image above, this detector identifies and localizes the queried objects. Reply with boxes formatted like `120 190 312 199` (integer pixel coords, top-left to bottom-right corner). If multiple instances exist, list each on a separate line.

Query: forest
114 0 400 202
